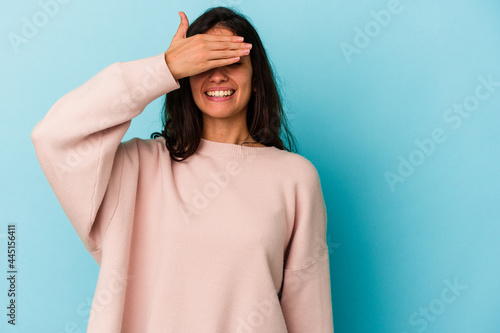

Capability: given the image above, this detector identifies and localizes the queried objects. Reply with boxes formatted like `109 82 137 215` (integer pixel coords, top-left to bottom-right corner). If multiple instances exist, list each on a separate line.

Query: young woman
32 6 334 333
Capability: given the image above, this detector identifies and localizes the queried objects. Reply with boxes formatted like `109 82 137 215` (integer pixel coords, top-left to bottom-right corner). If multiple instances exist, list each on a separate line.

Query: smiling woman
188 26 256 144
31 5 334 333
155 7 298 158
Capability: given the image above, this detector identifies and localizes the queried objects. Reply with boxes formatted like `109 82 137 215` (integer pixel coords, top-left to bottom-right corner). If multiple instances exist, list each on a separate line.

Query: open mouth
204 90 236 98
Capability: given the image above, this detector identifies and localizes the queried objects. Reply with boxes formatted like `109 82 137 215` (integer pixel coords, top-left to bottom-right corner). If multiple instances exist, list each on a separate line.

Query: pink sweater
31 52 334 332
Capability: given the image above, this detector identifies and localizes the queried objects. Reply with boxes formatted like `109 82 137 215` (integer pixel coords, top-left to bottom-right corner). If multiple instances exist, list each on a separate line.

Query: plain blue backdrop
2 0 500 332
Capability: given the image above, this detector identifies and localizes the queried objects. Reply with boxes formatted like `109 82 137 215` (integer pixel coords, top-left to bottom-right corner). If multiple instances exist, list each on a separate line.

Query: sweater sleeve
31 52 180 263
280 162 335 332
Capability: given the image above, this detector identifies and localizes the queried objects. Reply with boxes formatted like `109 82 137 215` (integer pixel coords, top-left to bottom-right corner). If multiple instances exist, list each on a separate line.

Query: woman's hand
164 11 252 81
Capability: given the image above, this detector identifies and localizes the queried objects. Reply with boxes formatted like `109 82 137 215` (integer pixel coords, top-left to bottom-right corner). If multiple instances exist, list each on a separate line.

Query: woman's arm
31 52 181 261
30 11 252 264
280 162 335 332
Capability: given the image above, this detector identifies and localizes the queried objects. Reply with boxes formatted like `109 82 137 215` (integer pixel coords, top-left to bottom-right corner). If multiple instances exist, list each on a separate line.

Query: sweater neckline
196 137 281 158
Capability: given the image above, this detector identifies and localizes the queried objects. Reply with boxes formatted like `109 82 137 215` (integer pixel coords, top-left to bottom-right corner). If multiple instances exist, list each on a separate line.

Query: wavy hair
151 6 298 161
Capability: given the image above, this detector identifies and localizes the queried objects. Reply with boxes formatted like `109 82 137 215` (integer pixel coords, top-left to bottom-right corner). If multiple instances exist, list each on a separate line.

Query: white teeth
206 90 235 97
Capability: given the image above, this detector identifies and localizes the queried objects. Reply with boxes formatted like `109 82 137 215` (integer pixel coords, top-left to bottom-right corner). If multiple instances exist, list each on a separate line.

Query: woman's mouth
204 89 236 101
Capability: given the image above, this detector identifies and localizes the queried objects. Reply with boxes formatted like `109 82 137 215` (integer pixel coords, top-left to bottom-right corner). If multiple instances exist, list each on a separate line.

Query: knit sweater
31 52 334 333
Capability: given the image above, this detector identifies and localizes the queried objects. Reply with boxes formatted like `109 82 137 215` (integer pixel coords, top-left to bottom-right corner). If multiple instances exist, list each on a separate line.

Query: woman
32 6 334 333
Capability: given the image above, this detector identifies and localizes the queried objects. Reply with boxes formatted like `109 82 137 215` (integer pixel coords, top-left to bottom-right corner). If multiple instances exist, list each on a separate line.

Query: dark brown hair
151 6 298 161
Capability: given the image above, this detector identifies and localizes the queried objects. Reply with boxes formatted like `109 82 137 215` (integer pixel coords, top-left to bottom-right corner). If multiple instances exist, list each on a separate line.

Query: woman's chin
200 107 246 120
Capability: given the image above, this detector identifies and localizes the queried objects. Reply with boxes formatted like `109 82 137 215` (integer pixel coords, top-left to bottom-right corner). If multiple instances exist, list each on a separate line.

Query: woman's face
189 26 253 121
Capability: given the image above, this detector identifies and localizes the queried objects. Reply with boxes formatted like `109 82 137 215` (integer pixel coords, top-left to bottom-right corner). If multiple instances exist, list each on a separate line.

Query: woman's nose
208 67 228 82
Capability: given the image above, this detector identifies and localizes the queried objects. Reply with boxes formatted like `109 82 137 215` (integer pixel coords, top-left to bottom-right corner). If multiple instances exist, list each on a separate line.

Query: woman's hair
151 6 298 161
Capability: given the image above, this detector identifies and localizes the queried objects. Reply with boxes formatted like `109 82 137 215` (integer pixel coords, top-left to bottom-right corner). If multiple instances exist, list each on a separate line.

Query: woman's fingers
201 33 244 42
172 11 189 41
198 35 252 54
187 42 251 76
164 16 252 80
195 57 241 74
203 48 250 61
204 57 242 69
205 40 252 51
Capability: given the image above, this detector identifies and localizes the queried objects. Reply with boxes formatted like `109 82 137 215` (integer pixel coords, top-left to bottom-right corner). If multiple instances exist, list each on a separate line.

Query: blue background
2 0 500 332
